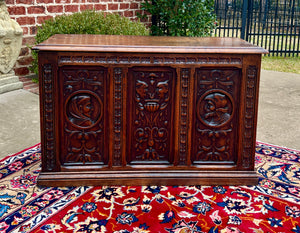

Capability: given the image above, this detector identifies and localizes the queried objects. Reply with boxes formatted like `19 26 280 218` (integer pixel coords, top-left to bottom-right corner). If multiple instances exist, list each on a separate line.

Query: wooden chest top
33 34 268 54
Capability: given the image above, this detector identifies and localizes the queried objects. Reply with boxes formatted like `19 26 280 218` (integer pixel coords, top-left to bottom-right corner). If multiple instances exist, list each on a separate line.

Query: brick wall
6 0 150 77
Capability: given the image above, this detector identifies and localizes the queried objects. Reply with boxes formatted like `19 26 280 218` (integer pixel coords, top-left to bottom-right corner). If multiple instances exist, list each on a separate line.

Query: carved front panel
193 68 241 164
59 67 107 165
128 68 176 164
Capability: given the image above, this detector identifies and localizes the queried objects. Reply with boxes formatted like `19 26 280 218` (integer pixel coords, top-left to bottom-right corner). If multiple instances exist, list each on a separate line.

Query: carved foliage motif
242 66 257 168
43 64 55 171
61 68 106 165
129 69 175 163
193 69 240 163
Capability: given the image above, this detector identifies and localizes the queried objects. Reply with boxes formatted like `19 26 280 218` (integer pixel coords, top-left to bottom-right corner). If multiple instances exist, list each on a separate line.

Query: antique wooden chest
34 34 267 186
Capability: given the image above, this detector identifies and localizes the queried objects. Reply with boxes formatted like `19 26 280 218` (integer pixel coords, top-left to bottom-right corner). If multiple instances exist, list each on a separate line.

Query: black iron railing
214 0 300 56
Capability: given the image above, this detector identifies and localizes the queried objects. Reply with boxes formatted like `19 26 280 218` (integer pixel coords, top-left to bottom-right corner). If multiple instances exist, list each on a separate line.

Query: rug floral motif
0 142 299 233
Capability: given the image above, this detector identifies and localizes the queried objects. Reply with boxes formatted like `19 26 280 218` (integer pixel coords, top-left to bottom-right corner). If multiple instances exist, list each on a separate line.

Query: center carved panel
193 68 241 164
60 67 107 165
128 68 175 164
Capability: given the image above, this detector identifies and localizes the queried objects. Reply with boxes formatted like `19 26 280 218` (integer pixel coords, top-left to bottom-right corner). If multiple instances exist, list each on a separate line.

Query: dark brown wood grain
35 34 267 186
192 68 241 165
127 67 176 165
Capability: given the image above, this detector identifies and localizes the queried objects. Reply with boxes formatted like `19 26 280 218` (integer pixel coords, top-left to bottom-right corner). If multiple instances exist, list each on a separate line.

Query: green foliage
31 10 149 75
139 0 217 37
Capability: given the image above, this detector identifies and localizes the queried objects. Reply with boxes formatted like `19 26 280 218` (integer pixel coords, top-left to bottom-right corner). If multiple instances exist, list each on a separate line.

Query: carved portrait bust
66 92 102 129
197 91 233 127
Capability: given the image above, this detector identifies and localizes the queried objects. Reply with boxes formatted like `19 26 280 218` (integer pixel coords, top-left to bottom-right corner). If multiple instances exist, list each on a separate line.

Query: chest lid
33 34 268 54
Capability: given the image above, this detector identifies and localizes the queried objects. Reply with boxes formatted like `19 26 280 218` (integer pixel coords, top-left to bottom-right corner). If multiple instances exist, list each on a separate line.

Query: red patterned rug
0 142 299 233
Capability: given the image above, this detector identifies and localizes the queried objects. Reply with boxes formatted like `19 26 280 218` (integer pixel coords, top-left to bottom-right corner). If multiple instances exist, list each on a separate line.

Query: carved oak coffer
34 34 267 186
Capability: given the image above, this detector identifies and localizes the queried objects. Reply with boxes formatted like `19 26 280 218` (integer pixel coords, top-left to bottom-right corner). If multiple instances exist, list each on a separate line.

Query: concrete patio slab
257 70 300 150
0 89 40 158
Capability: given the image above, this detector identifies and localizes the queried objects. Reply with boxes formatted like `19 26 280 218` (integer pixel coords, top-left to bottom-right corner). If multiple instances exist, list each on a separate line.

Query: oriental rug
0 142 299 233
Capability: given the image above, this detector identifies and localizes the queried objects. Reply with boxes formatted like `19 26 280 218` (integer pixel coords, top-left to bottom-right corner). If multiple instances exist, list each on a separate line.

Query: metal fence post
241 0 248 39
215 0 299 56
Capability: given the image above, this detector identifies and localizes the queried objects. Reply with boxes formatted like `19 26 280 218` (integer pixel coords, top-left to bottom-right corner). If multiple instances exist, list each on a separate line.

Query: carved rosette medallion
193 69 240 163
129 69 175 163
61 68 106 165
